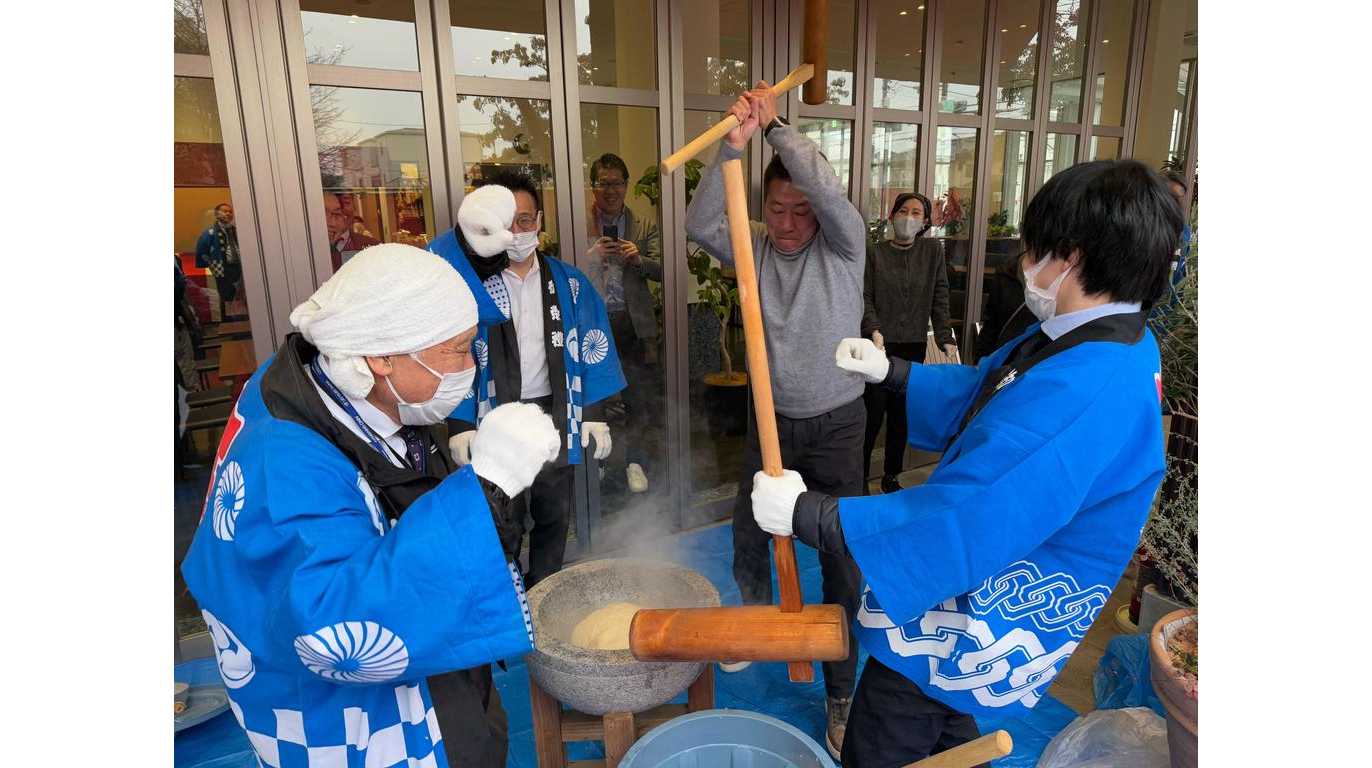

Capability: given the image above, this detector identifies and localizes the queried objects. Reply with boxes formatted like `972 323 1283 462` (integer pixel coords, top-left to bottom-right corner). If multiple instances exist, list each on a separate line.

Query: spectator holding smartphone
585 153 663 494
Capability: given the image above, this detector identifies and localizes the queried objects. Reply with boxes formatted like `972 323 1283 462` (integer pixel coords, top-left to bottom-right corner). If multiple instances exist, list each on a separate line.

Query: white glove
835 337 890 384
470 403 560 496
581 421 612 460
751 470 807 537
871 329 885 350
447 430 476 466
457 185 515 257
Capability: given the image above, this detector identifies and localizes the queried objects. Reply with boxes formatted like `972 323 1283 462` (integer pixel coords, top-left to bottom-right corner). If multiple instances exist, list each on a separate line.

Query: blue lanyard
308 356 403 465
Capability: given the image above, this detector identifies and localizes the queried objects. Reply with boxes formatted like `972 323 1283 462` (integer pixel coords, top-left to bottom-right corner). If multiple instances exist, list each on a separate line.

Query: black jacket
976 265 1035 361
862 238 954 347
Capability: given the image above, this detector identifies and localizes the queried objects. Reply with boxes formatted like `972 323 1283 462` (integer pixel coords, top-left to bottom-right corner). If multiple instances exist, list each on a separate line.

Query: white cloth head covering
289 243 478 398
458 184 515 257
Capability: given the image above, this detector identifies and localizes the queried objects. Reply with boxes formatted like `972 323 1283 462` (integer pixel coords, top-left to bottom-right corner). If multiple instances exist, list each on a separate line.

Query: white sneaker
627 463 648 493
718 660 752 673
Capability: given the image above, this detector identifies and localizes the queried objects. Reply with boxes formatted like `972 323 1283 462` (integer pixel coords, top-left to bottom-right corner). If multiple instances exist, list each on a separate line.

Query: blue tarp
1093 633 1166 718
176 522 1081 767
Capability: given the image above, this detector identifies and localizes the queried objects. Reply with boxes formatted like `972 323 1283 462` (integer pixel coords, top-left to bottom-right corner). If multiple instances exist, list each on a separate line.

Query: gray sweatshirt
685 126 866 419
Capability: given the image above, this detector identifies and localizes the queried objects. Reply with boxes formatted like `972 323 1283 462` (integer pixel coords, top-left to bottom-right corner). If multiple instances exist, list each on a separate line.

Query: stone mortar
525 558 720 716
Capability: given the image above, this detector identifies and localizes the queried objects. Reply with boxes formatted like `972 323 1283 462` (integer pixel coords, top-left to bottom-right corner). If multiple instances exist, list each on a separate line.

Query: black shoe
880 475 902 494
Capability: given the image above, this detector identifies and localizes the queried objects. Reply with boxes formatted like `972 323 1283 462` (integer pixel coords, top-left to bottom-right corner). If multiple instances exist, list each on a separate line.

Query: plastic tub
620 709 837 768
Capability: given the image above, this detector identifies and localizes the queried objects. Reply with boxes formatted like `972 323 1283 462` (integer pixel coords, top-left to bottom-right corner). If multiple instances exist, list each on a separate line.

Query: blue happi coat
429 230 626 464
839 323 1165 717
180 363 533 768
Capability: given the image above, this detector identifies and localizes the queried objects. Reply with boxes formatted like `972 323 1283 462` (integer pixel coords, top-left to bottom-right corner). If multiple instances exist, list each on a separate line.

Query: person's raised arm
745 82 865 261
683 91 761 265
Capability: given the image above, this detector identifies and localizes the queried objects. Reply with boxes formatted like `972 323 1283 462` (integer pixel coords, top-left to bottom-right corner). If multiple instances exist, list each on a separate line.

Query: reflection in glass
175 74 256 655
996 1 1040 119
684 111 749 517
872 0 926 110
824 0 858 105
310 86 434 271
174 0 210 55
575 0 657 89
1092 0 1134 126
683 0 750 96
939 0 987 113
796 118 853 194
868 122 920 226
457 95 558 246
933 126 979 350
1131 0 1195 171
450 0 549 81
1048 0 1089 122
1044 132 1078 181
577 103 669 540
300 0 418 71
1090 135 1121 160
986 130 1031 275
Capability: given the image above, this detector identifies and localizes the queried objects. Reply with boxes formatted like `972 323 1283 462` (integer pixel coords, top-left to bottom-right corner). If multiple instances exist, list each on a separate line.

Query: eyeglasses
593 180 627 191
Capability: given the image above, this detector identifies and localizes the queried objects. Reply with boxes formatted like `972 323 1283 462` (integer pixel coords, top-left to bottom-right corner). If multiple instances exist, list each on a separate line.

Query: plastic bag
1094 634 1166 717
1036 708 1169 768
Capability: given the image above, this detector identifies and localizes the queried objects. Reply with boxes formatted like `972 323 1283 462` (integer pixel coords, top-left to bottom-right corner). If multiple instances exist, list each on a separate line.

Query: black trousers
841 656 984 768
732 396 865 700
428 665 508 768
862 341 925 482
607 310 660 468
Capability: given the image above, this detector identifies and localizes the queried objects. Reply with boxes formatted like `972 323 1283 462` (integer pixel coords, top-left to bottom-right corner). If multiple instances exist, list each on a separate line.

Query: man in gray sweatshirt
685 80 866 760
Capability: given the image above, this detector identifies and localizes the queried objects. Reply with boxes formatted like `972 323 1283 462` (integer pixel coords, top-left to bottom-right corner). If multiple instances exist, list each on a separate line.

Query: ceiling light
1001 28 1008 32
899 10 908 15
904 52 911 56
1019 23 1028 29
917 4 925 9
1102 39 1110 44
1000 60 1007 64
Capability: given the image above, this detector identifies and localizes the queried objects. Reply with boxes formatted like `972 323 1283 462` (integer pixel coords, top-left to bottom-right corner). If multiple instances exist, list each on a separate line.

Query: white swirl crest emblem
566 328 580 363
474 338 489 369
569 277 580 304
212 460 246 541
202 609 255 689
582 328 610 365
294 621 410 684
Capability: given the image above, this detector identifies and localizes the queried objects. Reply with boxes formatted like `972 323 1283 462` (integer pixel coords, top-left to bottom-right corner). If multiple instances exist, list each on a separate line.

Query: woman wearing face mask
180 243 563 768
860 193 957 494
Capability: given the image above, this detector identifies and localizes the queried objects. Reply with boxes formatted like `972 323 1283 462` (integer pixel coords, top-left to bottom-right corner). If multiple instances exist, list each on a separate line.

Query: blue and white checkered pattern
227 684 444 768
482 274 512 320
564 373 583 450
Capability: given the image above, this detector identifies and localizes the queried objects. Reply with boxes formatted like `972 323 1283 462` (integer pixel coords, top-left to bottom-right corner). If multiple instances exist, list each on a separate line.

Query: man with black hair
751 159 1182 767
429 171 626 590
586 152 663 493
195 202 242 314
685 79 866 760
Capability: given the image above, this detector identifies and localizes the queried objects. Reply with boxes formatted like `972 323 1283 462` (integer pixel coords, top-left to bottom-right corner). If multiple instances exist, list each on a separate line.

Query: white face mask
1023 256 1073 322
384 353 475 425
891 216 923 241
507 213 542 262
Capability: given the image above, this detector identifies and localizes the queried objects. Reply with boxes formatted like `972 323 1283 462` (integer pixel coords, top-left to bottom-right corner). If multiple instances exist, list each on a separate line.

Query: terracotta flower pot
1149 608 1198 768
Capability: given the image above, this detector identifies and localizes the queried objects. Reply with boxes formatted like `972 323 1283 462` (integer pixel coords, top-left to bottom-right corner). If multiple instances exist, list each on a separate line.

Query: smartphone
602 224 622 264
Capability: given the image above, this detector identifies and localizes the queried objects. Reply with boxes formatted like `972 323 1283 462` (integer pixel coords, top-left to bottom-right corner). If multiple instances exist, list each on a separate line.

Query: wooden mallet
902 730 1014 768
632 0 839 684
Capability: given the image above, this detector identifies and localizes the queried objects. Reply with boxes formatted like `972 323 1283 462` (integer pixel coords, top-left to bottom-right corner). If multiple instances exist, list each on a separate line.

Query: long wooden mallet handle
720 157 813 683
660 63 814 175
901 731 1013 768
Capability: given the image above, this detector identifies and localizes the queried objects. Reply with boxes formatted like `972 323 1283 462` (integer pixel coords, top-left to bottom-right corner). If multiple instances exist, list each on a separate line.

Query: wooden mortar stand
528 665 715 768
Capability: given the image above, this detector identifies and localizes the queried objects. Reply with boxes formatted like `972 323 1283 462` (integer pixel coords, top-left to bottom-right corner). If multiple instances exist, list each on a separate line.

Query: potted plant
1149 607 1198 768
1141 243 1199 768
688 247 748 437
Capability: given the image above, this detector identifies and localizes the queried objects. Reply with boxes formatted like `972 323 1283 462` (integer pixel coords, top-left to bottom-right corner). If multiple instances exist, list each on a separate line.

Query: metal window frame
197 0 1170 541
